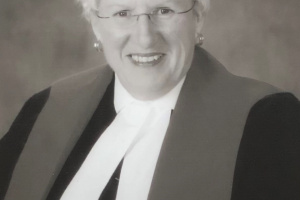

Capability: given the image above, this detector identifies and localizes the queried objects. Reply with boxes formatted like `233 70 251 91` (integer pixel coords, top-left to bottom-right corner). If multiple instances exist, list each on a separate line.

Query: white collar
114 75 186 113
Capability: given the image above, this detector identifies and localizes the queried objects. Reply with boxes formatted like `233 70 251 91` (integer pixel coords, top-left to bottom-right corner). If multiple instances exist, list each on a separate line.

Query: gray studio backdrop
0 0 299 135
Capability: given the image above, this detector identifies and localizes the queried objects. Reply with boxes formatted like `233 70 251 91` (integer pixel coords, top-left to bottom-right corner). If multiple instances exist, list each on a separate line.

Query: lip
127 53 165 66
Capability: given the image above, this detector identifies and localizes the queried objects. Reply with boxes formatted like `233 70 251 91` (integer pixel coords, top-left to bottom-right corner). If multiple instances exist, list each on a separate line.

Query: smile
128 53 165 65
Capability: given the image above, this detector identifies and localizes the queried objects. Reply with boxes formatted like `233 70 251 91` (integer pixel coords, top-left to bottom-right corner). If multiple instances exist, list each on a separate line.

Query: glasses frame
94 0 197 20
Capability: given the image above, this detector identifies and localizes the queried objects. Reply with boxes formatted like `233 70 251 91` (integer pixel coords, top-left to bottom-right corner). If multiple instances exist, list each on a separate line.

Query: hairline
75 0 210 21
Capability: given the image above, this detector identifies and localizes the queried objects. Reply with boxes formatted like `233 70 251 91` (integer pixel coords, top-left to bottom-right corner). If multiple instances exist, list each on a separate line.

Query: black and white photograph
0 0 300 199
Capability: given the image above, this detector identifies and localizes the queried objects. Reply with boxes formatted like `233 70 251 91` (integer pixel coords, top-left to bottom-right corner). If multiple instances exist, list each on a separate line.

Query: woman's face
91 0 202 100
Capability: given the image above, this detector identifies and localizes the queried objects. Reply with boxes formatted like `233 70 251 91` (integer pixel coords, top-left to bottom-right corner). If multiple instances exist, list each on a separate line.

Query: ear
195 16 204 35
193 2 205 39
90 14 103 42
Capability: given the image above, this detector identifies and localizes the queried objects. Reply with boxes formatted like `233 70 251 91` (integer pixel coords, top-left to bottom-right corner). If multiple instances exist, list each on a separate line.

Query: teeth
131 54 163 63
147 57 154 62
133 55 138 61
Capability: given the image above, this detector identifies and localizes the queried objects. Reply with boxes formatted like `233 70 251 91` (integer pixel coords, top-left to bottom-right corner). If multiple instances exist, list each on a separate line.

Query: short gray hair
76 0 210 21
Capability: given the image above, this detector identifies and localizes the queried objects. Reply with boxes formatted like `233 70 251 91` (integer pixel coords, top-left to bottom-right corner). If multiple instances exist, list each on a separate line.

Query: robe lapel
5 66 113 200
46 77 116 199
5 47 278 200
148 48 279 200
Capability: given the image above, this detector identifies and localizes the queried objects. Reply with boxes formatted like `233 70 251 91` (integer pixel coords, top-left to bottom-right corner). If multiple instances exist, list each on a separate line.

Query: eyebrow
99 0 186 9
154 0 188 7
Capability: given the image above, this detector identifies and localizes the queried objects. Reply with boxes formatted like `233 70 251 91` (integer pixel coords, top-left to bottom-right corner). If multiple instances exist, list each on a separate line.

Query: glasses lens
110 9 176 28
151 11 174 26
112 15 136 27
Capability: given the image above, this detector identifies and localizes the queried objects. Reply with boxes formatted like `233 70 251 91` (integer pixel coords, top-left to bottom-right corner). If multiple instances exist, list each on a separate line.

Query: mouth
128 53 165 66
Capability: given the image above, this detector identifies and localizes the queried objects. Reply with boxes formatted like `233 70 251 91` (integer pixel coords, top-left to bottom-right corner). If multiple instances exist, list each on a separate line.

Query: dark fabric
0 88 51 200
99 159 123 200
231 93 300 199
46 79 119 200
1 55 300 199
2 91 300 200
1 78 124 200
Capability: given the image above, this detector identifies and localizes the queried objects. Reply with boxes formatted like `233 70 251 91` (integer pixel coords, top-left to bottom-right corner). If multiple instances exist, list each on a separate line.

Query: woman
1 0 299 199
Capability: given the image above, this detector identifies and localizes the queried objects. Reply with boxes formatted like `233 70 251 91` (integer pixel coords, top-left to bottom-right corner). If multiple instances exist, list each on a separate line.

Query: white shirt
61 76 185 200
114 76 185 200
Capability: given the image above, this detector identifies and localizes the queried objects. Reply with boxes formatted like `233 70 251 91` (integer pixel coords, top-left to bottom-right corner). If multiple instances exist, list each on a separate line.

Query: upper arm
232 93 300 200
0 87 51 200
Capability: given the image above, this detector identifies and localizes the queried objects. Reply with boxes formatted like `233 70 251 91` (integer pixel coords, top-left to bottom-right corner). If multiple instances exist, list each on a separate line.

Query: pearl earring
196 33 204 47
93 41 103 52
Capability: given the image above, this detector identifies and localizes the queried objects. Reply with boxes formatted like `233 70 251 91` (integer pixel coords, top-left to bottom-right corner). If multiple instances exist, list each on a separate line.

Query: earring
196 33 204 47
94 41 103 52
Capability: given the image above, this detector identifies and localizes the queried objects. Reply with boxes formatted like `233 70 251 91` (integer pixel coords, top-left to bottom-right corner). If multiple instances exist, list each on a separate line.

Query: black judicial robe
1 47 300 200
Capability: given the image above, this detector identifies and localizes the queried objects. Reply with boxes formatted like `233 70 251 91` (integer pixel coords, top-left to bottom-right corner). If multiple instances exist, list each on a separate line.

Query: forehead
98 0 189 8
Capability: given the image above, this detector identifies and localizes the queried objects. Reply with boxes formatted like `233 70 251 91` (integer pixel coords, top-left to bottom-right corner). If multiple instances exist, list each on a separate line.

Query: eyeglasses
93 1 196 27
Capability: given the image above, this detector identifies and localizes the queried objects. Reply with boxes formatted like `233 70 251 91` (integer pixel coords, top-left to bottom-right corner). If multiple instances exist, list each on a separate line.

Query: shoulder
243 92 300 146
232 93 300 199
246 92 300 131
195 47 281 100
1 66 113 140
50 66 112 101
0 87 51 140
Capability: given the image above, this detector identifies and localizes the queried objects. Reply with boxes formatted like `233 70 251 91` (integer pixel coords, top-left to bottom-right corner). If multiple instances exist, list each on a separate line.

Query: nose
133 14 158 49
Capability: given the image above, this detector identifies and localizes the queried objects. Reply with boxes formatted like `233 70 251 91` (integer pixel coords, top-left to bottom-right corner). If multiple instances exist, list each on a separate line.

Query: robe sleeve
0 88 50 200
232 92 300 200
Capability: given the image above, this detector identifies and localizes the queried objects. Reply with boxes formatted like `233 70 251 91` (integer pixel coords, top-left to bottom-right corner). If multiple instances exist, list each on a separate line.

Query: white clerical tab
61 103 152 200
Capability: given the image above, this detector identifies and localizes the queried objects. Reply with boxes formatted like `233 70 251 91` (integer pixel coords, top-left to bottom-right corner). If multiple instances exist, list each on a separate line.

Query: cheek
102 32 125 52
94 22 128 52
164 19 196 79
162 17 196 52
176 20 196 50
101 31 130 70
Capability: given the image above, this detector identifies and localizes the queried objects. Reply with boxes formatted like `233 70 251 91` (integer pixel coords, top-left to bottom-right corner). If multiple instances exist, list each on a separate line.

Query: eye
114 10 130 17
157 8 174 15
